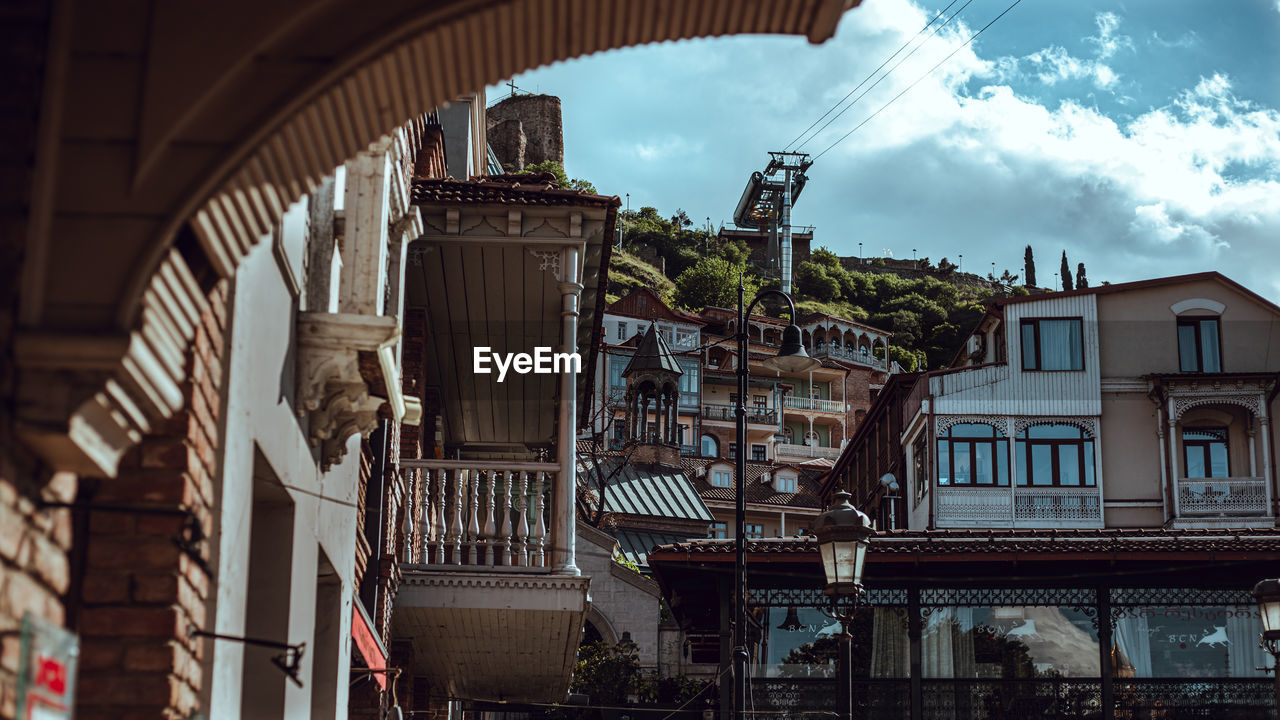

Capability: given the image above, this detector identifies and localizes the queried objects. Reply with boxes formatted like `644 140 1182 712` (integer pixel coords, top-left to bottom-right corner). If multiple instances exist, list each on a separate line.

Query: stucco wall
576 524 661 668
1099 392 1164 527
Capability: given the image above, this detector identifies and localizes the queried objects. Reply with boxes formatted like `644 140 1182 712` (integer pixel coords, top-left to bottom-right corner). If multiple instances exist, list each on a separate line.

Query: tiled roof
411 174 622 208
650 528 1280 558
577 455 714 523
679 457 825 509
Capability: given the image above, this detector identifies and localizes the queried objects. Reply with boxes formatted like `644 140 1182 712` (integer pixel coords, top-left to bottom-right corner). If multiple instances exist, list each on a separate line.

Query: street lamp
814 491 875 720
732 281 820 720
1251 579 1280 706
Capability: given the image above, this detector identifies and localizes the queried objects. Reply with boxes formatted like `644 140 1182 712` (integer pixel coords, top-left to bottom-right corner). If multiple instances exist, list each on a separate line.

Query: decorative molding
1172 393 1264 422
399 571 591 592
528 248 564 281
296 312 401 470
1013 416 1097 437
935 415 1010 436
1170 298 1226 315
15 248 207 476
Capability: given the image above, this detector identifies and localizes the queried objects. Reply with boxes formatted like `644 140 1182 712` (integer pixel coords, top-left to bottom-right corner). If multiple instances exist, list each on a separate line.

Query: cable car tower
731 151 812 293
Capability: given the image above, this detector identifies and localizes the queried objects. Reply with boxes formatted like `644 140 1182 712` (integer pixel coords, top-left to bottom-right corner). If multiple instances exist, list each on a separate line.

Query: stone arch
16 0 859 474
584 606 619 646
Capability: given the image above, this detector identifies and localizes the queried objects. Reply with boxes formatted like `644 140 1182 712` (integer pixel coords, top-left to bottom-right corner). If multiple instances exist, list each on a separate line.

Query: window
775 475 797 493
745 524 764 539
617 321 627 340
709 522 727 539
711 470 732 487
1177 317 1222 372
1020 318 1084 371
753 395 768 409
751 444 767 461
1183 427 1229 478
1016 424 1095 487
679 362 699 395
608 357 626 389
937 423 1008 486
612 423 624 442
701 434 718 456
729 443 737 459
912 435 928 506
729 393 739 405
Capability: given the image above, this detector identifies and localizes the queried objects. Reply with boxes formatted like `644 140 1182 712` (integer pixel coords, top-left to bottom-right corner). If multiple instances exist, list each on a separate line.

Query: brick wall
74 281 227 719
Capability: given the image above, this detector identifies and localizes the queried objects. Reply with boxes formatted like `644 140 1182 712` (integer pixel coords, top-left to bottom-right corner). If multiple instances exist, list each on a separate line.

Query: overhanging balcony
775 443 843 460
783 396 845 414
702 402 777 426
1174 477 1270 526
935 485 1103 529
393 459 589 703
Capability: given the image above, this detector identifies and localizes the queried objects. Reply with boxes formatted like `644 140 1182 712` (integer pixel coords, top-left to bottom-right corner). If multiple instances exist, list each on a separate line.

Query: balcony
812 345 888 369
394 459 589 702
935 485 1103 529
775 443 843 460
784 396 845 414
1175 477 1270 523
702 403 777 425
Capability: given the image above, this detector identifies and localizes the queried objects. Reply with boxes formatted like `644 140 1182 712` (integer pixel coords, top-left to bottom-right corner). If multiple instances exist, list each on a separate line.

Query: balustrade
408 460 555 569
775 443 843 459
783 396 844 413
936 485 1102 528
1177 477 1268 517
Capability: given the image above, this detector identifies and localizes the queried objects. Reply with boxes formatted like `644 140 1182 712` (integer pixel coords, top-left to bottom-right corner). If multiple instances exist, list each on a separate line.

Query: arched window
700 434 718 457
1016 424 1095 487
938 423 1008 486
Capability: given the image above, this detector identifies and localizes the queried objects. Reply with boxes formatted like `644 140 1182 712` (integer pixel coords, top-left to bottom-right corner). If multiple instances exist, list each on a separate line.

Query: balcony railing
812 345 888 369
1177 477 1269 517
702 403 777 425
935 485 1102 528
784 396 845 414
407 460 557 569
775 443 843 460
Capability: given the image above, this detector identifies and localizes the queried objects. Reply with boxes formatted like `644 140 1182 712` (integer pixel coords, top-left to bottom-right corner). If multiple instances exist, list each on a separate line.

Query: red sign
352 601 389 690
17 614 78 720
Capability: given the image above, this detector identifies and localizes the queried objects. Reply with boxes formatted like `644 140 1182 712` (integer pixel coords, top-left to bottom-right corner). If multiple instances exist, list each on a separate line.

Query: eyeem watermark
474 347 581 382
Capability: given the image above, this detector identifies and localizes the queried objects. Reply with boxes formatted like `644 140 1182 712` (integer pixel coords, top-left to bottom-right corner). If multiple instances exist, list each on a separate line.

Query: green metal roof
613 529 701 568
578 456 714 523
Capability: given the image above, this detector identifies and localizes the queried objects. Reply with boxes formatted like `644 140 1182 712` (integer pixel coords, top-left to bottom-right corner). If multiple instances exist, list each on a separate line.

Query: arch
700 434 719 457
584 607 619 646
1170 298 1227 316
16 0 857 474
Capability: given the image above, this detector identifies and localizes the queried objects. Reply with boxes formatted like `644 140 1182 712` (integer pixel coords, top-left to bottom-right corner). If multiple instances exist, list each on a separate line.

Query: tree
795 261 840 302
1060 250 1073 291
673 257 760 311
1076 262 1089 289
1023 245 1037 287
937 257 958 276
523 159 596 193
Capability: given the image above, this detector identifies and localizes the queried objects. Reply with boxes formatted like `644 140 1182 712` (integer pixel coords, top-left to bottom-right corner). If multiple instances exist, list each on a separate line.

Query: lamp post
1252 579 1280 708
814 491 875 720
732 281 820 720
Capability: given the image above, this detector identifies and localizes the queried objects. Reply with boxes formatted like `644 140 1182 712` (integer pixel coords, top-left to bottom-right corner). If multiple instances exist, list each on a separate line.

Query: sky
488 0 1280 300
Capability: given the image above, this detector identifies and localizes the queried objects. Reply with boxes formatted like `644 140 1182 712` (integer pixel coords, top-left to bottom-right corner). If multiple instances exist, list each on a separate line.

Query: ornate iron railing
1177 477 1268 517
936 485 1102 528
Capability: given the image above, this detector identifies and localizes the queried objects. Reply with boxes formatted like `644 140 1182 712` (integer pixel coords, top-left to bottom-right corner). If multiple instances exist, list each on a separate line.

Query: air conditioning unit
760 472 770 483
695 466 707 478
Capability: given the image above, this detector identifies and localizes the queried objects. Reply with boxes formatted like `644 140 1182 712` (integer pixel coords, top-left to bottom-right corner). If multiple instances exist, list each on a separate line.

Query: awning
352 596 388 689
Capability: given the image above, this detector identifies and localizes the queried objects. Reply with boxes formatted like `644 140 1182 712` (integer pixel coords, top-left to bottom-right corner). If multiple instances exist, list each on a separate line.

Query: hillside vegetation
609 206 1035 372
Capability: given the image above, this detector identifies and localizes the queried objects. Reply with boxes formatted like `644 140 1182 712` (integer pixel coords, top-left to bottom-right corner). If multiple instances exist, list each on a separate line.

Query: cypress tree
1060 251 1073 291
1023 245 1036 287
1076 263 1089 289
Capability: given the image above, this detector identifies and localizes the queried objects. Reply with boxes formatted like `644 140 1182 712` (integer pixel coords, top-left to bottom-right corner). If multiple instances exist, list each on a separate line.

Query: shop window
1111 602 1270 678
1183 427 1229 478
1178 317 1221 372
937 423 1008 486
1020 318 1084 371
1015 423 1095 487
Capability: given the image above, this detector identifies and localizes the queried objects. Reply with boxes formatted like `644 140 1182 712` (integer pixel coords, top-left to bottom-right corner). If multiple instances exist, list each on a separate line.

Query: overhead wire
811 0 1028 161
783 0 961 152
795 0 977 153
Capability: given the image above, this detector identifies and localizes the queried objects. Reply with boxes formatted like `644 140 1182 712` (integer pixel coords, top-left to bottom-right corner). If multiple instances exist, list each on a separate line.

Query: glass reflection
755 606 909 678
922 606 1099 678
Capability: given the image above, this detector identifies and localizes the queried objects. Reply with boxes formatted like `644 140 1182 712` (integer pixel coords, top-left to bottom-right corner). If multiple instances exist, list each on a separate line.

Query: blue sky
488 0 1280 300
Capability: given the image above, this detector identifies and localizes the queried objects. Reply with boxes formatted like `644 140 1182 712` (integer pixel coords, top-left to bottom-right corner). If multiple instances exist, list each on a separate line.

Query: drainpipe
554 245 582 576
926 386 936 530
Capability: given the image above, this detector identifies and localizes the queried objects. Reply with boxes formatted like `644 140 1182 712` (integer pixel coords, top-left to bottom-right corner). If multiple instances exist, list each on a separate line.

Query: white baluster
432 468 446 564
481 470 497 566
531 471 547 567
500 471 514 565
516 471 530 566
448 468 463 564
466 467 480 565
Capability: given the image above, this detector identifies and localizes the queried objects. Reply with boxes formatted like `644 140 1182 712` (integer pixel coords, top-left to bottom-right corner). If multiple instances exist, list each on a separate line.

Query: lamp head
813 491 875 596
1252 578 1280 639
765 324 821 373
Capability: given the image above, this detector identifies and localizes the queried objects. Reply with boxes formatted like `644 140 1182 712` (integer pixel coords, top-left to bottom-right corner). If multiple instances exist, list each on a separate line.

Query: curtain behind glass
871 608 910 678
1199 320 1221 372
1114 615 1152 677
1040 320 1083 370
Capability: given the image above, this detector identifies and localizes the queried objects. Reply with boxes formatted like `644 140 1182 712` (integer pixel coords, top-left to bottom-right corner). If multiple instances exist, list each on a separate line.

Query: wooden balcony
775 443 843 460
935 485 1103 529
783 396 845 414
393 459 589 703
702 402 777 426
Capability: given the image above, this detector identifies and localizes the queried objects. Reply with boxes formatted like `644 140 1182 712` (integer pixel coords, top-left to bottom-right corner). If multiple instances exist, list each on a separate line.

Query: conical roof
622 324 684 378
